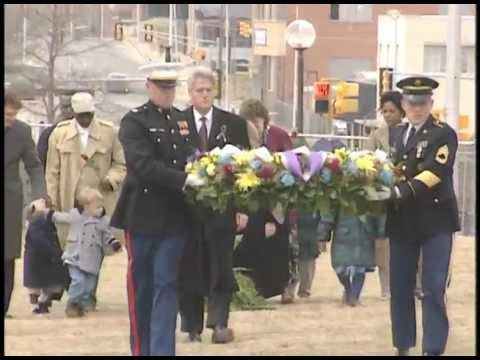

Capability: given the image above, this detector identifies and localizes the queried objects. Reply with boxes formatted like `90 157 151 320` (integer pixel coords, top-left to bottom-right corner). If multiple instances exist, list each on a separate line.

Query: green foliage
231 269 275 311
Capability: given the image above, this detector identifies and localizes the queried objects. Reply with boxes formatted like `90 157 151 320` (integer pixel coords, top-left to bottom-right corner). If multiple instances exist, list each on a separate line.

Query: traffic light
313 80 330 114
239 21 252 38
333 81 359 114
144 24 154 43
114 23 123 41
378 67 393 96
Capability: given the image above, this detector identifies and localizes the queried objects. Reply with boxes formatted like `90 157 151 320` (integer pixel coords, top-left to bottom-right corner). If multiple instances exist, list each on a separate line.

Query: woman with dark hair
233 99 295 302
366 90 411 299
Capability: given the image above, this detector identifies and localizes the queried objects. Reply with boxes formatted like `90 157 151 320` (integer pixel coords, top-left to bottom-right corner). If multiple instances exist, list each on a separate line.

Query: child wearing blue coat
23 199 70 314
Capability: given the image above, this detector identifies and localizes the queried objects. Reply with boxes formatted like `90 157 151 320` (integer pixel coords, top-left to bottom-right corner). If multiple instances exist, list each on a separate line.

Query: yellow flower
233 150 255 166
206 163 216 177
235 171 261 192
356 156 376 173
185 162 193 173
333 148 349 165
273 153 283 166
199 156 212 167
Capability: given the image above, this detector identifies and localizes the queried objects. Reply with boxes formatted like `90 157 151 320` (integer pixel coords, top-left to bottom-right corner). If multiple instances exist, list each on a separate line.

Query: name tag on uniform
416 141 428 159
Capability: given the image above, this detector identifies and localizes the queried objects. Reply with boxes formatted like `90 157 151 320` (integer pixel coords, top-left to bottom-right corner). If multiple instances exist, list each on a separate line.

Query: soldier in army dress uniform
367 76 460 356
110 70 205 356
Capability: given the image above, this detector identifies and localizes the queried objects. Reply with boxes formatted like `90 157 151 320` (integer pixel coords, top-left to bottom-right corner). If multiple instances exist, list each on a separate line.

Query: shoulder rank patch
435 145 449 164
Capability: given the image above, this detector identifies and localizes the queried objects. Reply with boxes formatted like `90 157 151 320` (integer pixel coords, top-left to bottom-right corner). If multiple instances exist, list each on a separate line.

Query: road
4 236 475 356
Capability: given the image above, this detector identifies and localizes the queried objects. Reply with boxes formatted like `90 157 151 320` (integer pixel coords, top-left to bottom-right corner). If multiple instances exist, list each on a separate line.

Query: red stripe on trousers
125 231 141 356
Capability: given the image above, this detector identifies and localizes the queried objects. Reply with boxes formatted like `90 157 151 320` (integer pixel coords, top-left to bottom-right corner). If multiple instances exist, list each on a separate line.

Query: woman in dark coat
233 99 293 299
4 93 47 318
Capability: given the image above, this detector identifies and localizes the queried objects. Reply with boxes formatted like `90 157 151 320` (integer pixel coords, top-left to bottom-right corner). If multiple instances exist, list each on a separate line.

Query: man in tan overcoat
45 92 126 310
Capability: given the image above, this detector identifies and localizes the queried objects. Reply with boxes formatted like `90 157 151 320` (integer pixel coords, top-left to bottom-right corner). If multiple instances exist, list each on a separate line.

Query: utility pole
22 4 27 64
446 4 461 197
225 4 230 110
188 4 196 55
136 4 141 42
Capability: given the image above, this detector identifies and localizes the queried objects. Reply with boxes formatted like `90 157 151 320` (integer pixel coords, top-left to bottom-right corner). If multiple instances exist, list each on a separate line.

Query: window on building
328 57 372 79
330 4 340 20
424 45 475 74
424 45 447 73
462 46 475 74
439 4 475 16
330 4 372 22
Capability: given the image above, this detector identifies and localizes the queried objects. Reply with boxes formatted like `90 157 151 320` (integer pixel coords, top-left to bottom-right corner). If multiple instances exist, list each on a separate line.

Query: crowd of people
4 67 459 357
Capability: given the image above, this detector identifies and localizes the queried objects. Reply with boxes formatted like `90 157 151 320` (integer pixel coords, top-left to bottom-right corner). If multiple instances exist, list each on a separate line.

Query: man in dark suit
110 70 204 356
178 66 251 344
4 92 47 318
367 76 460 356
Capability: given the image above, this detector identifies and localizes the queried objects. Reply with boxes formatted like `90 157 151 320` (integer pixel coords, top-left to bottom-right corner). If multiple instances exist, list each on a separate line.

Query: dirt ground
4 236 475 356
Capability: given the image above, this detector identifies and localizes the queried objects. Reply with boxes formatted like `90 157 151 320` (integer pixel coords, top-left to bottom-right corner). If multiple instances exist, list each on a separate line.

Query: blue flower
218 153 233 165
379 169 394 186
320 168 332 183
250 159 263 171
280 172 296 187
345 161 359 176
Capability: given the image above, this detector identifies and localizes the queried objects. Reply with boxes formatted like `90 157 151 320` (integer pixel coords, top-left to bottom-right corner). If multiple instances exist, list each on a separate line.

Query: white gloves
365 186 393 201
185 173 206 188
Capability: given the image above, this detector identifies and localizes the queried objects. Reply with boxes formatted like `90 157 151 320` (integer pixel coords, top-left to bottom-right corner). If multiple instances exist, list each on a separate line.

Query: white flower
374 149 388 163
218 144 241 157
253 146 273 163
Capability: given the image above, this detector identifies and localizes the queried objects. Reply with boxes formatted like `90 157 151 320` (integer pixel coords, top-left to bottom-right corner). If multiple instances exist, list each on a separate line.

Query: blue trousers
125 231 186 356
67 265 97 307
390 233 452 354
336 271 366 303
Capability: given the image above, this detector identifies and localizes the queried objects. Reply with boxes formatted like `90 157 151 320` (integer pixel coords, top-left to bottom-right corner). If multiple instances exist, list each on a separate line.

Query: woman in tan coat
366 91 405 299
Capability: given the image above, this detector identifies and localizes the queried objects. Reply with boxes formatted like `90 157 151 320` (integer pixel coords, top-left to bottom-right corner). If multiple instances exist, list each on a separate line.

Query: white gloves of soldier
365 185 393 201
185 173 207 188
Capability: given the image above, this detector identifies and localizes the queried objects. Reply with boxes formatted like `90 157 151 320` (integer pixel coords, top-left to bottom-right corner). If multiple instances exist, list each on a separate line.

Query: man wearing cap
366 76 460 356
46 92 126 311
110 70 204 356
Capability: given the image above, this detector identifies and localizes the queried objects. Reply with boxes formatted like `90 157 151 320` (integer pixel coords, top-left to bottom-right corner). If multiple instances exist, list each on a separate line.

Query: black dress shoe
188 332 202 342
396 348 410 356
212 326 234 344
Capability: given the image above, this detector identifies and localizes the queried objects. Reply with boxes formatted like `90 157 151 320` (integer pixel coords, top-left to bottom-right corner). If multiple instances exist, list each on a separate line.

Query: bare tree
19 4 112 123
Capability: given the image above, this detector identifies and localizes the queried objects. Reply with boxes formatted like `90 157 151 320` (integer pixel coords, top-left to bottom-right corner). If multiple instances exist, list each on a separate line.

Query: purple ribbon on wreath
283 151 304 179
308 151 327 178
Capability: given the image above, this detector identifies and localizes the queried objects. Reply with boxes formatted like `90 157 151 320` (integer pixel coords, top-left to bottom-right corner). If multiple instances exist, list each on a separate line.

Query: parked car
105 72 130 93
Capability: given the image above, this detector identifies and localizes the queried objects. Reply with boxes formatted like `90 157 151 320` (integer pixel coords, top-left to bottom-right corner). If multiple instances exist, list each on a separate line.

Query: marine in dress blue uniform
110 70 201 356
381 76 460 356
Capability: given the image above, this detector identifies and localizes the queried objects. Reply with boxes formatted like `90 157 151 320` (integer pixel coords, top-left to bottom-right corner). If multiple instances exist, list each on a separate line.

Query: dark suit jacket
5 120 47 259
386 116 460 241
178 106 250 295
110 101 197 236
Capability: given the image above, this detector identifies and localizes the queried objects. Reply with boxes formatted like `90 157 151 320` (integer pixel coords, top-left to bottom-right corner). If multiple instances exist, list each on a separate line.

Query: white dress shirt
76 122 91 151
193 107 213 138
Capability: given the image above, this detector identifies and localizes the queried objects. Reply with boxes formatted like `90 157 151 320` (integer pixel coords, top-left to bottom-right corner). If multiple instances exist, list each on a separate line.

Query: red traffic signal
314 81 330 99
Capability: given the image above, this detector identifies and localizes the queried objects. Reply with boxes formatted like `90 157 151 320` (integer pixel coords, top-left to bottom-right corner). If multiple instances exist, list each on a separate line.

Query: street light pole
22 5 27 64
296 48 305 133
286 19 316 134
100 4 104 40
